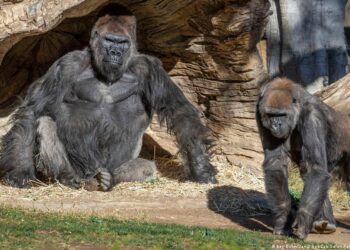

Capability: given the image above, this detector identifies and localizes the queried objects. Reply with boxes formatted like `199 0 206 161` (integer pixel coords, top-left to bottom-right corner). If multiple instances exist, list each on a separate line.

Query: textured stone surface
0 0 271 174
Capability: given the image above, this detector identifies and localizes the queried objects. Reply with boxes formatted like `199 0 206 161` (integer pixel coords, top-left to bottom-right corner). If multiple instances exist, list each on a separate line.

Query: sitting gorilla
257 78 350 239
0 8 216 190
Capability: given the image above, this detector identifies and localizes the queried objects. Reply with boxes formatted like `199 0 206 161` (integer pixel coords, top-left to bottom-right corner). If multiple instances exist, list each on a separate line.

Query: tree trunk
317 73 350 113
266 0 348 93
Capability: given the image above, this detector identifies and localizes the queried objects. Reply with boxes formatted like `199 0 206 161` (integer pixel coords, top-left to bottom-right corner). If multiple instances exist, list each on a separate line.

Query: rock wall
0 0 271 173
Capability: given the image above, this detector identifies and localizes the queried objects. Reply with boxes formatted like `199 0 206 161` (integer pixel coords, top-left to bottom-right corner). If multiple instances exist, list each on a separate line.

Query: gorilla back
0 11 216 189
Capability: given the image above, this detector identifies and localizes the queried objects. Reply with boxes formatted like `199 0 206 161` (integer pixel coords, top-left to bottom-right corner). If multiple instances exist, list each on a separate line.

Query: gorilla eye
117 41 130 51
105 36 116 43
268 113 287 118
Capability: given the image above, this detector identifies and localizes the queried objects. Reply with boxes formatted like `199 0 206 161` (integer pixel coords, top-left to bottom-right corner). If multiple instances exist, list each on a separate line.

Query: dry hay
0 156 271 217
0 149 348 218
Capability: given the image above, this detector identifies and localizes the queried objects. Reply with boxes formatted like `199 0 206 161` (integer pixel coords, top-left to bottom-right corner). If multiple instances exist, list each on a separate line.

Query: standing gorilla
0 8 216 190
257 78 350 239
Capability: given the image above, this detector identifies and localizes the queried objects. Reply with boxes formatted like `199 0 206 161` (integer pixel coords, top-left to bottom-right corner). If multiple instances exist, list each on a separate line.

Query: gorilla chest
55 80 150 173
59 77 150 132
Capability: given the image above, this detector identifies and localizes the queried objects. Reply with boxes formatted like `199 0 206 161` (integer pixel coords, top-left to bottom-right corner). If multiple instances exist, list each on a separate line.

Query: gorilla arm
292 109 331 239
0 51 87 187
135 56 217 183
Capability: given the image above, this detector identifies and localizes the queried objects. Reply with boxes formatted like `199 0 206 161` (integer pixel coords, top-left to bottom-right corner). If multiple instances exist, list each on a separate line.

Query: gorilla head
258 78 301 139
89 14 137 82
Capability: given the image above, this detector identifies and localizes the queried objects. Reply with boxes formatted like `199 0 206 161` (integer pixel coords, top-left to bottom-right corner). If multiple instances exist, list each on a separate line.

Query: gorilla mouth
270 129 288 139
105 56 123 66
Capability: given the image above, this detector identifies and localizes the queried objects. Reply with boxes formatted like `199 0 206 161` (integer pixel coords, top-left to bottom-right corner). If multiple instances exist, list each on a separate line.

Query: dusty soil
0 176 349 247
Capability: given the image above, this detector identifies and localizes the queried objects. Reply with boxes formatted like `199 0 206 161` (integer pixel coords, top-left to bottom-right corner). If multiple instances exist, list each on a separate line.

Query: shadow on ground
337 216 350 232
207 185 350 236
207 185 273 233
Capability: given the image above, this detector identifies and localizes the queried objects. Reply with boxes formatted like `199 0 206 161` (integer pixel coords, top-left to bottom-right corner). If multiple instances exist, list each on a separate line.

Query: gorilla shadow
207 185 273 233
140 134 188 182
337 219 350 232
207 185 350 235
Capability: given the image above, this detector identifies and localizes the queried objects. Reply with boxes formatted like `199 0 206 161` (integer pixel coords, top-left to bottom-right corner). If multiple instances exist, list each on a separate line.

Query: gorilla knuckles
257 78 350 239
0 13 216 190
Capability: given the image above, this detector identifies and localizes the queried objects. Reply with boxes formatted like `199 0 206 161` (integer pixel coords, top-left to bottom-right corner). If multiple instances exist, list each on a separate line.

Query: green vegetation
0 207 340 250
288 165 350 210
289 188 301 201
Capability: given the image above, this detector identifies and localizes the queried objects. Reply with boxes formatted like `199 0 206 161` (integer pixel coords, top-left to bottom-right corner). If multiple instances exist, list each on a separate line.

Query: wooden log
317 73 350 114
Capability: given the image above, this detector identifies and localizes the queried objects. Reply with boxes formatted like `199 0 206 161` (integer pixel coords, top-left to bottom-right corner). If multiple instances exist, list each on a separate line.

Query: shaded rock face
0 0 270 174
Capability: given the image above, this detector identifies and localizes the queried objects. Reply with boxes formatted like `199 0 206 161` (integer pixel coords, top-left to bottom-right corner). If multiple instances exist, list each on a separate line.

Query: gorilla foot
83 168 112 192
292 227 307 240
311 220 336 234
59 177 82 189
292 219 309 240
3 169 35 188
273 227 284 235
193 166 217 184
195 172 217 184
96 169 112 191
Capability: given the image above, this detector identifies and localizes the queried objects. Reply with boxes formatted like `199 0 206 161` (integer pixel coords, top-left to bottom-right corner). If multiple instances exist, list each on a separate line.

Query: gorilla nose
272 122 281 131
109 49 121 57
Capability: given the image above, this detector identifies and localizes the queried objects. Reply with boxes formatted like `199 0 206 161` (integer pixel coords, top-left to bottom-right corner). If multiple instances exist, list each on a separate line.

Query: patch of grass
145 177 163 184
289 188 301 209
0 206 340 249
289 188 301 202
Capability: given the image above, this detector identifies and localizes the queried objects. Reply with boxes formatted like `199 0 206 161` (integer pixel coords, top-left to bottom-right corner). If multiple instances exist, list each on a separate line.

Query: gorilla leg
112 158 156 184
36 116 81 188
312 196 336 234
84 158 156 192
263 152 291 235
293 167 331 239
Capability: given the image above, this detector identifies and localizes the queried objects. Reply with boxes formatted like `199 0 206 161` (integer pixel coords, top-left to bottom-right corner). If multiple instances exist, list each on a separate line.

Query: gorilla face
259 79 300 139
263 111 292 139
101 34 130 66
90 15 136 82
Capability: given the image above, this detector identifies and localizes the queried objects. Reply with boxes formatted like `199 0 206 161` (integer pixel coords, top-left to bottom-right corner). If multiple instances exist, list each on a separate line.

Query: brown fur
94 15 137 44
262 78 294 109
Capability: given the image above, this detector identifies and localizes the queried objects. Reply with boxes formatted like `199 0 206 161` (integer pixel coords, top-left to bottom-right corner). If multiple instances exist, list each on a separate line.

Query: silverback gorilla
0 8 216 190
257 78 350 239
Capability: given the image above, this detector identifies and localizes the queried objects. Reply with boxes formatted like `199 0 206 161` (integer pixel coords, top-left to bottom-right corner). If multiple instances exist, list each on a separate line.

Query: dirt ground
0 163 349 247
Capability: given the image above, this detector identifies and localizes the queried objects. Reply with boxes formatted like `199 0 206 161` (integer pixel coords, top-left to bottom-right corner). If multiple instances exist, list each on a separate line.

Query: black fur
0 13 216 190
257 78 349 239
